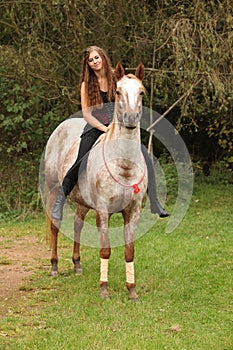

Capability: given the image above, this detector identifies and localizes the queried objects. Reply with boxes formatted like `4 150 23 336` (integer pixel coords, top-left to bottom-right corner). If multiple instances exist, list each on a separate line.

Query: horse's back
45 116 86 187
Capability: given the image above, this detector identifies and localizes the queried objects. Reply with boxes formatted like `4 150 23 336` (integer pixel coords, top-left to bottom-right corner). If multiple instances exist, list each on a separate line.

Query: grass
0 181 233 350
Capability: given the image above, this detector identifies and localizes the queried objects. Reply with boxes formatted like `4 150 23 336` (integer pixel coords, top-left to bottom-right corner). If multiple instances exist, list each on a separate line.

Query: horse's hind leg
72 205 89 274
50 220 60 276
46 186 60 277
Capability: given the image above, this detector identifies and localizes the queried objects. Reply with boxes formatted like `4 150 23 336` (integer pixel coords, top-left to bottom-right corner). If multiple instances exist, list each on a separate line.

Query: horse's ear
135 63 144 81
115 62 125 81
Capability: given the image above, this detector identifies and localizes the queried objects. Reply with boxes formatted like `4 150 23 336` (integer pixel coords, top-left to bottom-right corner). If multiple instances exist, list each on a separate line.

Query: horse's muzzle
123 112 140 128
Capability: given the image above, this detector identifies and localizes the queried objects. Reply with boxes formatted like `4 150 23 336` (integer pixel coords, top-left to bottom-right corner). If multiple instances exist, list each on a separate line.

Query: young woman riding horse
52 46 169 221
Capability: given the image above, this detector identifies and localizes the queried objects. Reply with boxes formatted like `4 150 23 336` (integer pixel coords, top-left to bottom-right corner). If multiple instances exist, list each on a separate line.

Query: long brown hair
80 46 116 107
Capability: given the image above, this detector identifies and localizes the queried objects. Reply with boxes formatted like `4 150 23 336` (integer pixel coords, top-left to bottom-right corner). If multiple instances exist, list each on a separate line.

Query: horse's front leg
96 210 111 300
123 208 140 301
73 205 89 274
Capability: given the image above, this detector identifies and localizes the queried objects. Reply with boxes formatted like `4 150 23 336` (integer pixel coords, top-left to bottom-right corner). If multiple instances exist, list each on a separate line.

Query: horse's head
114 62 145 129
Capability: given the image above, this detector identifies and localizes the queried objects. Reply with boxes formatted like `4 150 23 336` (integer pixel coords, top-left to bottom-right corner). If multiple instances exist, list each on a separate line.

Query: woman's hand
98 124 110 133
104 125 111 133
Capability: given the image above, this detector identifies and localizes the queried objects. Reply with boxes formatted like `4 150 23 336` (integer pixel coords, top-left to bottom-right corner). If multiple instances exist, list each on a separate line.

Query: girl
52 46 169 220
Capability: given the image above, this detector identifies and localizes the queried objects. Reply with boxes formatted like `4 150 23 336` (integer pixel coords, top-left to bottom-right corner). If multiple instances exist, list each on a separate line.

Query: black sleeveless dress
64 91 114 190
82 91 114 135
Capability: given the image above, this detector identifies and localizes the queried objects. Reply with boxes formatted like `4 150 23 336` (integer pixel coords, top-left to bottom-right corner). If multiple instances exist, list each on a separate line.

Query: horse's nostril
123 112 128 119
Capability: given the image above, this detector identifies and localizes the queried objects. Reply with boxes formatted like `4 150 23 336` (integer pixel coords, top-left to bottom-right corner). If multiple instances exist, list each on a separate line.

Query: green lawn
0 182 232 350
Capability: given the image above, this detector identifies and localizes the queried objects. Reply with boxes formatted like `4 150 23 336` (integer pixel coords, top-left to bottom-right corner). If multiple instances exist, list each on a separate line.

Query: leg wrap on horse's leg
126 262 138 300
126 261 135 285
100 258 109 282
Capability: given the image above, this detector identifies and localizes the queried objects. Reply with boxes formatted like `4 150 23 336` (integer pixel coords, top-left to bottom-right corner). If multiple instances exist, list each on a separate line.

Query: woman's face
87 50 103 72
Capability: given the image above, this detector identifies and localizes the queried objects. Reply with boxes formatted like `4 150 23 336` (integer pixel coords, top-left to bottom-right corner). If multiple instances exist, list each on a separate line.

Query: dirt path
0 235 50 317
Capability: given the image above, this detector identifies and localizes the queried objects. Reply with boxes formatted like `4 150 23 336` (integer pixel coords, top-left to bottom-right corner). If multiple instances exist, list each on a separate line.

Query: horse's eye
116 90 121 96
140 91 144 96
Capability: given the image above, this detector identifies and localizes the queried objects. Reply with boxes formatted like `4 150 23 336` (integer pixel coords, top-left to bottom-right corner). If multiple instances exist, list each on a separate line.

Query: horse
44 62 147 300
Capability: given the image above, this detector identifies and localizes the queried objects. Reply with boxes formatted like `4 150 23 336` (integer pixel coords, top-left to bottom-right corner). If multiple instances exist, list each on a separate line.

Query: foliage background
0 0 232 215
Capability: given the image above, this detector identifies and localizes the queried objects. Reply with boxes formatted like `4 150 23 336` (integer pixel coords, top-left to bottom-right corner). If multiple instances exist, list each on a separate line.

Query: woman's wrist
98 124 108 132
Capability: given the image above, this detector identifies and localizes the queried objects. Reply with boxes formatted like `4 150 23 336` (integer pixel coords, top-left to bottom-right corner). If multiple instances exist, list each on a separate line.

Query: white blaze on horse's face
115 76 144 128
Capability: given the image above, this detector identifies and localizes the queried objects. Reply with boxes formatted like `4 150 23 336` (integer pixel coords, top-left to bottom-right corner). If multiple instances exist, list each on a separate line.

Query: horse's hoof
128 288 140 302
50 270 59 277
74 266 82 275
100 283 110 300
129 295 140 302
73 259 82 275
100 293 110 301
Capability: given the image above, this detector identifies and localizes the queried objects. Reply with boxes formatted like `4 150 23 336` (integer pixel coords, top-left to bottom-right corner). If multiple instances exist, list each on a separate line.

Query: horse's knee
100 248 111 259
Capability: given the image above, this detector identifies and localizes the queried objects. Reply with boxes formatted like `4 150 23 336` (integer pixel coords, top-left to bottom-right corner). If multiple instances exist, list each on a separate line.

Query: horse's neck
108 121 141 143
105 122 141 162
